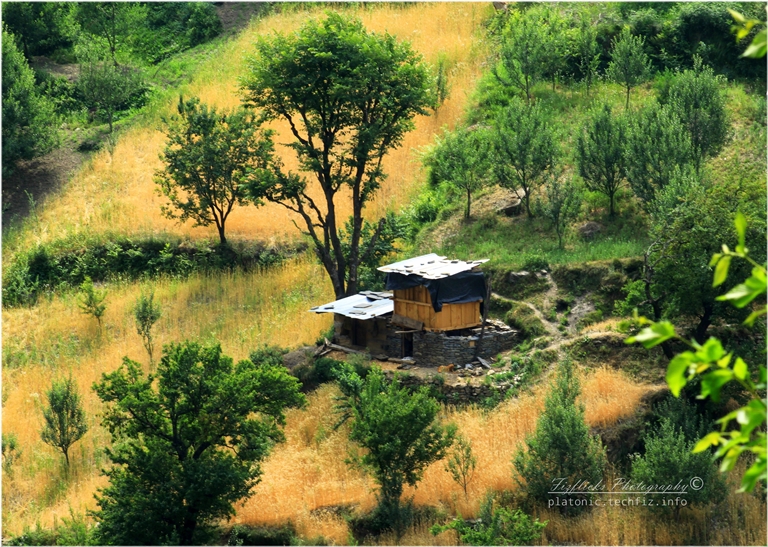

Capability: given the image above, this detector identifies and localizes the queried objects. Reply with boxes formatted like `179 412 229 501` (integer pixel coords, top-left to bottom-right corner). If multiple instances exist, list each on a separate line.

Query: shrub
513 359 606 513
41 377 88 466
77 276 107 328
430 493 546 546
2 433 21 477
445 434 477 500
504 303 547 340
134 289 162 365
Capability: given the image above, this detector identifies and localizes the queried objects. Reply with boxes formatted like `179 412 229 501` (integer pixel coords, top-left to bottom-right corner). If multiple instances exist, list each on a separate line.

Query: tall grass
233 366 654 544
1 257 333 535
2 3 491 263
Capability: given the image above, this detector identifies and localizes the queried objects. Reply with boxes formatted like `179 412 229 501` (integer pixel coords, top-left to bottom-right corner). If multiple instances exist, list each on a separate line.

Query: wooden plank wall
393 288 481 331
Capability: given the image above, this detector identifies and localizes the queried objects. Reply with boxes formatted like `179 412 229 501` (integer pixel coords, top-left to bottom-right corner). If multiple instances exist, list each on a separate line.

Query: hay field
3 2 491 260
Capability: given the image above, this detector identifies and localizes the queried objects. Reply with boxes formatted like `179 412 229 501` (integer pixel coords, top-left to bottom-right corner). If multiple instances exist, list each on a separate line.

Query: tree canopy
241 12 434 299
92 341 305 545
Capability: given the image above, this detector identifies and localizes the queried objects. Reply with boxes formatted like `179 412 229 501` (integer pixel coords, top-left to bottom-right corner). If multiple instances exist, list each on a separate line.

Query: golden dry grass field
2 3 766 545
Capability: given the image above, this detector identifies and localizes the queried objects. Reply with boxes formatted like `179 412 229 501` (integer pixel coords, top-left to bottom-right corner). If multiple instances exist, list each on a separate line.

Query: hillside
2 2 766 546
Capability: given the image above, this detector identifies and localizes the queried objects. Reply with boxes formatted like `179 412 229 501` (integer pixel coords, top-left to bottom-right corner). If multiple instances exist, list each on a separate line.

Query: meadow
2 2 766 545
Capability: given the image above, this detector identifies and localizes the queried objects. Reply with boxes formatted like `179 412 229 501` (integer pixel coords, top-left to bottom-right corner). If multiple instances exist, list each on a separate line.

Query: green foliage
490 97 558 217
1 2 76 58
346 368 456 538
155 96 275 246
624 101 694 207
242 11 434 299
628 214 767 493
606 26 652 109
630 417 725 510
535 174 582 249
433 52 452 108
425 125 490 219
2 27 58 177
41 376 88 466
513 359 606 512
576 103 627 217
75 2 147 65
135 2 222 63
666 56 729 175
729 9 767 59
444 434 477 500
92 340 305 545
577 14 601 95
77 55 145 134
494 9 547 104
133 289 162 365
77 276 107 328
2 432 21 477
430 493 546 546
504 303 546 340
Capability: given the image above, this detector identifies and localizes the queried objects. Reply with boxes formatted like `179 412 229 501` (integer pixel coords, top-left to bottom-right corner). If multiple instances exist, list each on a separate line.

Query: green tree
77 276 107 329
624 102 694 207
577 15 601 97
628 213 767 493
155 96 275 246
666 56 729 175
491 98 558 217
431 493 546 546
77 56 143 134
631 417 725 513
576 104 627 217
241 13 433 299
41 377 88 467
133 289 162 365
494 9 547 105
536 173 582 249
513 359 605 512
1 2 76 58
606 27 652 109
346 368 456 537
92 341 305 545
75 2 146 65
425 126 490 220
2 27 58 177
445 434 477 501
540 7 567 93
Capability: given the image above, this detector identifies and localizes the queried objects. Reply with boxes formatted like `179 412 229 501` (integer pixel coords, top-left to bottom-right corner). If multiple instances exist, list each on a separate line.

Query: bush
226 523 298 546
430 493 546 546
504 303 547 340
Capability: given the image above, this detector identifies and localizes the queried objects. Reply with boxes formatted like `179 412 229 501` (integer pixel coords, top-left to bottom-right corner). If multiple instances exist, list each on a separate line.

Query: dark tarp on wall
385 270 487 312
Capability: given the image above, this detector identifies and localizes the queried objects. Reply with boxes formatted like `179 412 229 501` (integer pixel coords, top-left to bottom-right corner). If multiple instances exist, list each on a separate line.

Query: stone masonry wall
412 321 517 367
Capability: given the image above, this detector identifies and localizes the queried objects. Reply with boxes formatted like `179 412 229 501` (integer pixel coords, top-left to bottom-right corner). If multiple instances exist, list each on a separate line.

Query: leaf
717 266 767 308
666 353 692 397
699 369 734 402
697 338 726 363
742 29 767 58
693 432 722 453
738 458 767 493
626 321 676 348
732 357 748 381
712 255 731 287
728 9 747 24
734 211 747 250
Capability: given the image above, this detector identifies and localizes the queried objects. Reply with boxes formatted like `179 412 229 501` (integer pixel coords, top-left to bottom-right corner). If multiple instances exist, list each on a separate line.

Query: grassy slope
1 2 492 536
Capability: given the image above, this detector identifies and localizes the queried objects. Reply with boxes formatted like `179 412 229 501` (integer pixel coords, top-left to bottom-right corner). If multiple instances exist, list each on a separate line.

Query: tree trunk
465 187 471 219
180 507 199 546
694 302 714 344
625 86 630 110
609 191 616 217
64 448 70 467
216 220 227 246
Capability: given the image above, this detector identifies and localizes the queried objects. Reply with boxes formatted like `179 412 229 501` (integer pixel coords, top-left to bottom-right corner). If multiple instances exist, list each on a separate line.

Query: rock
507 271 532 285
578 221 604 240
282 346 315 370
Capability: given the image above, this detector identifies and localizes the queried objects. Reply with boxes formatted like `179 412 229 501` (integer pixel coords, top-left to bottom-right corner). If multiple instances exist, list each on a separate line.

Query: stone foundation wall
412 322 517 367
382 370 512 405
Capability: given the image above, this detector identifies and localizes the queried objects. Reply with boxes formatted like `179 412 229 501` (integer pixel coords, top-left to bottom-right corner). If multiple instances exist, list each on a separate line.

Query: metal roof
377 253 489 280
309 291 393 320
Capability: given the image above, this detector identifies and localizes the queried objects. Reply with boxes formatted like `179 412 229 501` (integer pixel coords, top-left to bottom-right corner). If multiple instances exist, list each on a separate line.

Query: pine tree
513 360 605 513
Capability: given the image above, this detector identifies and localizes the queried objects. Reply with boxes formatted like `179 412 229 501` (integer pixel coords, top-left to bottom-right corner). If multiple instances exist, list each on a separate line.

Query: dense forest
2 2 766 546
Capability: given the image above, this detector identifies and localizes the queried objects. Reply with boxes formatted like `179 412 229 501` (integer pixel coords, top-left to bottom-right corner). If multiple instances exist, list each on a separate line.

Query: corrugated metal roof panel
377 253 488 279
309 291 393 320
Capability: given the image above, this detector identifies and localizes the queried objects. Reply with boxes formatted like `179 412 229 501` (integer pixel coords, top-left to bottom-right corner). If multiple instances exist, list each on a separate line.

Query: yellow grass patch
5 3 490 261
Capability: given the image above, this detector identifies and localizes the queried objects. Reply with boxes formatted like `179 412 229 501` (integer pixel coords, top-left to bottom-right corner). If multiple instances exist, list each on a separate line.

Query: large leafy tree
494 9 547 105
41 377 88 467
346 368 455 537
624 101 694 207
491 98 558 217
425 125 490 220
606 27 652 109
513 359 605 513
155 96 275 246
92 341 304 545
75 2 147 65
77 57 143 135
2 27 58 177
1 2 75 58
576 104 627 217
666 56 729 175
241 13 433 299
